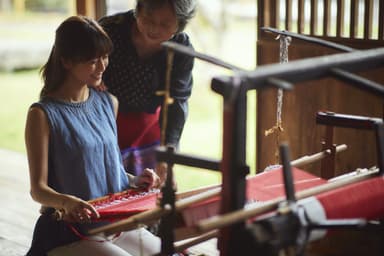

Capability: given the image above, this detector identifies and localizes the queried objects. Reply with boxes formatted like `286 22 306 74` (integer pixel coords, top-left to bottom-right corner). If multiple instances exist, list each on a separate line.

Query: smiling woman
98 0 197 186
24 16 162 256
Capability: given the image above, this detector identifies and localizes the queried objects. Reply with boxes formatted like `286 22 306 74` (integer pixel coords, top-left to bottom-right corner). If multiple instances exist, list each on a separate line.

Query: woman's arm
108 92 119 118
25 107 99 222
164 34 194 147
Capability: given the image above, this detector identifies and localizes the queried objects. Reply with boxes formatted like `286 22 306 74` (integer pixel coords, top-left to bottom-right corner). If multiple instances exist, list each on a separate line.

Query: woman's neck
50 84 90 103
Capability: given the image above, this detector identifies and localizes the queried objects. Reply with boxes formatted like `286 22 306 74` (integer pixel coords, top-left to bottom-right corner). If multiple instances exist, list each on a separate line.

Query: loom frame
160 37 384 255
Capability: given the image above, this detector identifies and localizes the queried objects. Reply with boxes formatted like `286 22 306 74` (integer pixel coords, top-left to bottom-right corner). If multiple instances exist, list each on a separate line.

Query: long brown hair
39 16 113 98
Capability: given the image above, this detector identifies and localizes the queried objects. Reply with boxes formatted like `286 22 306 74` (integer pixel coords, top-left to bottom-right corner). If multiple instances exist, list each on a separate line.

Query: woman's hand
155 162 167 186
61 195 99 223
155 162 177 190
135 168 161 189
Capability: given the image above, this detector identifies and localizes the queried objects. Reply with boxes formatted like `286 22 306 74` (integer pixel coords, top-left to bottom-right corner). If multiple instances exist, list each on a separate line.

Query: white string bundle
265 34 292 163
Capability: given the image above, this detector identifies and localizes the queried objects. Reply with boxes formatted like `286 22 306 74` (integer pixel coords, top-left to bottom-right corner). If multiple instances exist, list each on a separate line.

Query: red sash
116 108 161 174
116 107 161 149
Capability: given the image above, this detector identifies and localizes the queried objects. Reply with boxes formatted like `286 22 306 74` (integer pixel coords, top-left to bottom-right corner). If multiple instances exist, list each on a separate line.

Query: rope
265 34 291 163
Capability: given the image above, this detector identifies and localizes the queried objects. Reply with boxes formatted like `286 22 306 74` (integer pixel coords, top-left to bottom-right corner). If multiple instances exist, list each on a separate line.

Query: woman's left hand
135 168 160 189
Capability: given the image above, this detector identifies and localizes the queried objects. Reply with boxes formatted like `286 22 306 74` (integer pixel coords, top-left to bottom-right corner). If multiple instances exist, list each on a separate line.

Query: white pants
47 228 161 256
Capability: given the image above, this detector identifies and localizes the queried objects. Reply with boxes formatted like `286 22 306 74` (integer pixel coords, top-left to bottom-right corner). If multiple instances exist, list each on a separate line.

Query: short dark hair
135 0 196 33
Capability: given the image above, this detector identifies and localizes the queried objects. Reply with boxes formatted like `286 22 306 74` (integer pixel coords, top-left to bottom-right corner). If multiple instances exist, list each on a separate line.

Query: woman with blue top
25 16 161 256
98 0 196 184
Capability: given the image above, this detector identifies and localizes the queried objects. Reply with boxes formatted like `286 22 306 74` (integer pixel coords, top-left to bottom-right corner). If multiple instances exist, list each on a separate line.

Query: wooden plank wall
256 0 384 177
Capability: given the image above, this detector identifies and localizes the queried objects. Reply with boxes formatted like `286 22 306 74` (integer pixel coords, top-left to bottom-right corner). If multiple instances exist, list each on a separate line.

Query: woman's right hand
61 195 100 223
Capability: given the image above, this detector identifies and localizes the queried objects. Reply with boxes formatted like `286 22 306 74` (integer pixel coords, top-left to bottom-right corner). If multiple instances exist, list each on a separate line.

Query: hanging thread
265 34 291 163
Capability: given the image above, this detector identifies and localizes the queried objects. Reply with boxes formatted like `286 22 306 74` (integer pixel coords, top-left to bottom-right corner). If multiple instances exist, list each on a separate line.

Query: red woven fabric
91 189 160 221
317 176 384 220
181 167 326 226
90 167 324 223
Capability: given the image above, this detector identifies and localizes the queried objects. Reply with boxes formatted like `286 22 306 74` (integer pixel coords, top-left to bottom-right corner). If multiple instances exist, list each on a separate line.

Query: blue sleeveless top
32 88 129 201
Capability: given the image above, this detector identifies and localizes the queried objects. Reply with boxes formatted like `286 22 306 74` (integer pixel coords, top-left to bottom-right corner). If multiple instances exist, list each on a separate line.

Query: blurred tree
14 0 25 13
25 0 68 13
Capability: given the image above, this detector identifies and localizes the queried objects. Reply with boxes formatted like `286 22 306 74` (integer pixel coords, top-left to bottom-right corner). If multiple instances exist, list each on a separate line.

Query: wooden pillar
76 0 106 19
13 0 25 13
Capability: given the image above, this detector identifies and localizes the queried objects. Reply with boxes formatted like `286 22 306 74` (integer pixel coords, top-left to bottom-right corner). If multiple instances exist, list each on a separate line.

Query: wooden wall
256 0 384 177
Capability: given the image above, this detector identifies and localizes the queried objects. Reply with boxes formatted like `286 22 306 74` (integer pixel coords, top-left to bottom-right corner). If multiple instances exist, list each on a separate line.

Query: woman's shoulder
89 88 116 108
98 10 134 29
89 87 109 100
28 103 47 118
90 89 118 118
171 32 193 47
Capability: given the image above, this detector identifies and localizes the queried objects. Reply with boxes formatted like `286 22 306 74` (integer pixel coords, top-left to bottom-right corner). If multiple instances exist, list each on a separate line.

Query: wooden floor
0 149 39 256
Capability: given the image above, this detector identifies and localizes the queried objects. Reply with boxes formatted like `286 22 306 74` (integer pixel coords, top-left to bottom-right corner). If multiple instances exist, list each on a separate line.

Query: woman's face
64 55 109 87
136 2 178 46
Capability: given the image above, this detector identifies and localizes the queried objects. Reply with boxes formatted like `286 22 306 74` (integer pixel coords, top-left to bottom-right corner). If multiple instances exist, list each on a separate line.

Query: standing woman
99 0 196 183
25 16 160 256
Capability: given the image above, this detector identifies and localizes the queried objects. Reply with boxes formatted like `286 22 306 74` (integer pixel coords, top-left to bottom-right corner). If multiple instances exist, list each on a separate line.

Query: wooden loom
156 38 384 255
86 34 384 255
87 114 382 255
87 144 345 228
203 41 384 255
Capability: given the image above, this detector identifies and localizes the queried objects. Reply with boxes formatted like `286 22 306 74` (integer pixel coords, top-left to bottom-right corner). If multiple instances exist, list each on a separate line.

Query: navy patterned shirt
99 10 194 146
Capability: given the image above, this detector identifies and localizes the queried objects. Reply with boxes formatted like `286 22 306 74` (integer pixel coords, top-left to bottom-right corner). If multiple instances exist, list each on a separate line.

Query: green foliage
25 0 69 13
0 70 41 152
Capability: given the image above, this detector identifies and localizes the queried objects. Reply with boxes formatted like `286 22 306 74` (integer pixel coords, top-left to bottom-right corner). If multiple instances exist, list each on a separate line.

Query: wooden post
13 0 24 13
76 0 106 19
320 125 336 179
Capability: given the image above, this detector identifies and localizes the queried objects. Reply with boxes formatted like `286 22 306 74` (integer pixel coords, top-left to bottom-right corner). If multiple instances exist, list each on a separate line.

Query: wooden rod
285 0 293 31
291 144 347 167
364 0 372 39
174 230 218 253
350 0 358 38
310 0 316 35
323 0 330 36
298 0 304 33
88 206 167 236
379 0 384 40
160 49 174 146
196 168 378 234
88 187 222 236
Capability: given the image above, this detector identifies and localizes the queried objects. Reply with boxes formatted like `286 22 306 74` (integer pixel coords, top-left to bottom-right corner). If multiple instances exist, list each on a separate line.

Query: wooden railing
258 0 384 41
256 0 384 175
